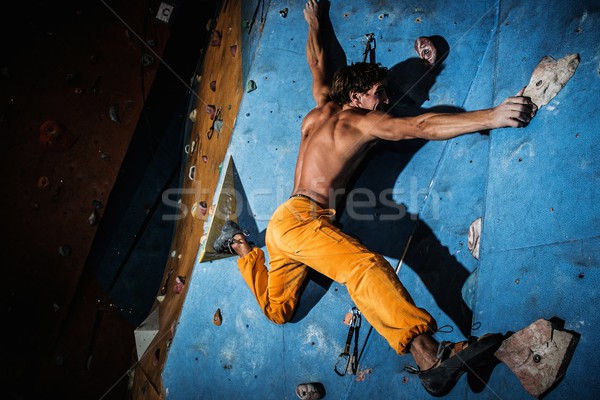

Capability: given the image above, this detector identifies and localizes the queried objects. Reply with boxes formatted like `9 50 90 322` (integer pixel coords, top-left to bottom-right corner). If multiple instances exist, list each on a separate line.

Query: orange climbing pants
237 196 437 355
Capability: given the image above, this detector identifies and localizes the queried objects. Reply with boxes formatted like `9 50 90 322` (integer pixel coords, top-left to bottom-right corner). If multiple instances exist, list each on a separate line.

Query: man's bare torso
292 101 378 208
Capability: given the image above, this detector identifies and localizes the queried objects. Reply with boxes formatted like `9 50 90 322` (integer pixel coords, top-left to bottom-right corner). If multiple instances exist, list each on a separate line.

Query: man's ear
349 91 361 105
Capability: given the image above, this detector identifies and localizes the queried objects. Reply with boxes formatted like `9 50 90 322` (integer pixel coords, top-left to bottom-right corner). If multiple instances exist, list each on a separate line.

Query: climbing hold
246 80 257 93
414 36 437 67
280 8 288 18
355 368 373 382
210 80 216 92
213 308 223 326
495 318 579 398
230 45 237 57
210 30 222 47
188 166 196 181
189 109 197 122
202 155 208 163
467 217 482 260
173 276 186 294
523 53 580 108
58 245 72 257
343 311 354 325
109 104 120 123
199 201 208 215
37 176 50 189
295 382 326 400
88 209 98 225
141 53 154 67
205 104 217 120
39 120 74 151
213 119 223 132
461 268 478 311
191 201 208 220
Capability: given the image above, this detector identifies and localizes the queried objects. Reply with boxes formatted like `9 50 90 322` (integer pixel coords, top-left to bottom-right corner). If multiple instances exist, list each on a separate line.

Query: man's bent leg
237 244 309 325
269 197 437 354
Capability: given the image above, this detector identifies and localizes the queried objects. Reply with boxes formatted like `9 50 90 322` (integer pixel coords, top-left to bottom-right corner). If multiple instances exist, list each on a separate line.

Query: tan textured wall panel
132 1 243 398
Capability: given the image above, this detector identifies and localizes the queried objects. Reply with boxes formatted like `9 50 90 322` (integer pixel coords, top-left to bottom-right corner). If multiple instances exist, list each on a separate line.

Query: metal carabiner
334 351 351 376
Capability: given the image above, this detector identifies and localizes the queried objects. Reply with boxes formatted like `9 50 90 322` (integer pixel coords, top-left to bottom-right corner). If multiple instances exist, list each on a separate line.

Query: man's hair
331 62 389 105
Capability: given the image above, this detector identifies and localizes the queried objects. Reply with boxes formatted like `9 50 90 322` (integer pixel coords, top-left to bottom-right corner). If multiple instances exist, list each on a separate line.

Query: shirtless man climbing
213 0 537 396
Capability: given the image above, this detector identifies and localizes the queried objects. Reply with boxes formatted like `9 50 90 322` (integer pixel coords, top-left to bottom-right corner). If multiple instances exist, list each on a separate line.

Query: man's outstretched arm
304 0 331 107
359 89 538 141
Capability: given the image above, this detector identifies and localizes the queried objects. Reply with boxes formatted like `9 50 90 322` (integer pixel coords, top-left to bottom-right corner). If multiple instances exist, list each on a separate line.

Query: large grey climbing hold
494 318 579 398
523 54 580 108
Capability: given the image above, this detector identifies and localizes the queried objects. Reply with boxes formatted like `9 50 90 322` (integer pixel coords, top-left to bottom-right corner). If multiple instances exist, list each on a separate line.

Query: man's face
356 82 389 111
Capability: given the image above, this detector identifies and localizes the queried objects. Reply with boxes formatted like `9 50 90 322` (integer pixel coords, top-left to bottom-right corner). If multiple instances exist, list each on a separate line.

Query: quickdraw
362 33 376 64
334 307 361 376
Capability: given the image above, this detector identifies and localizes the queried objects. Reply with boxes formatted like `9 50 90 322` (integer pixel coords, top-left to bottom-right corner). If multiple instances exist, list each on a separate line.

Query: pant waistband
289 193 325 208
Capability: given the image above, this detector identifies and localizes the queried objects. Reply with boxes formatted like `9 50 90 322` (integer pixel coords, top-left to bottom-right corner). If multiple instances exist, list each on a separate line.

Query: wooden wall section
131 0 243 398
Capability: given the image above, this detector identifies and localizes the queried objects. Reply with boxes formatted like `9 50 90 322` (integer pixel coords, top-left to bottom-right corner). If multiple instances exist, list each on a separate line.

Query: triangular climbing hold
134 307 160 360
200 155 239 262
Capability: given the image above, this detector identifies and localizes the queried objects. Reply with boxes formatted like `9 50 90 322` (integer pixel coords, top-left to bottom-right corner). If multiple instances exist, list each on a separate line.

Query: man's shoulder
317 100 342 114
305 101 341 121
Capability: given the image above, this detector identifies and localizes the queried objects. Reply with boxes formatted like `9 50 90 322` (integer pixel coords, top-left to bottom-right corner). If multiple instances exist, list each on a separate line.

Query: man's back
292 101 378 208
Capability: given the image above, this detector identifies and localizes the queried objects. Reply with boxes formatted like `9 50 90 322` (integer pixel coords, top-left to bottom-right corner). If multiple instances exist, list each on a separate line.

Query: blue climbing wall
162 1 600 399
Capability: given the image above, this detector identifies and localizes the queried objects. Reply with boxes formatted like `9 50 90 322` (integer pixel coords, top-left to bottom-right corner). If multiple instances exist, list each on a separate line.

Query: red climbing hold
230 45 237 57
173 276 186 294
39 120 74 151
205 104 217 120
